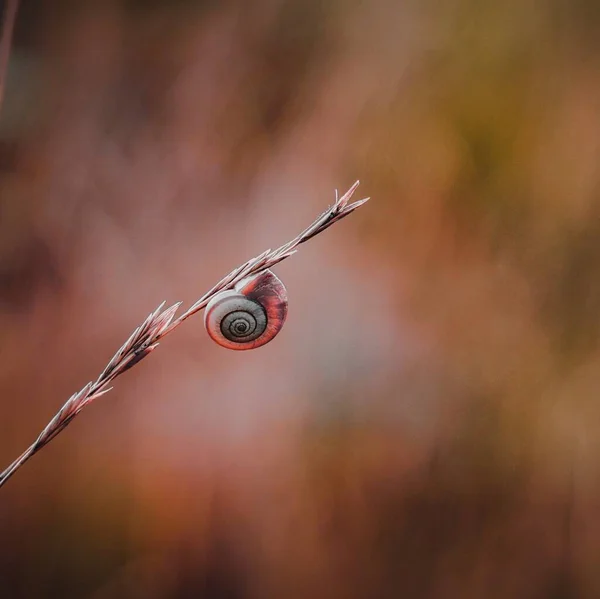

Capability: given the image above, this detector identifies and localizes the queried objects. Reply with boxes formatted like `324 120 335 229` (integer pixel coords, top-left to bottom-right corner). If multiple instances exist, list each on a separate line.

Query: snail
204 269 288 350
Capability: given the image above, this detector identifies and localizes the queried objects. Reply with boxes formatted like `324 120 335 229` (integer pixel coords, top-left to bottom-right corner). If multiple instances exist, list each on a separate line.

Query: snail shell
204 269 288 350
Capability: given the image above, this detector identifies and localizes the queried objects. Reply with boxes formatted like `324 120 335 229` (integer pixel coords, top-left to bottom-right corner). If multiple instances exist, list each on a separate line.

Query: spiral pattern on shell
204 269 288 350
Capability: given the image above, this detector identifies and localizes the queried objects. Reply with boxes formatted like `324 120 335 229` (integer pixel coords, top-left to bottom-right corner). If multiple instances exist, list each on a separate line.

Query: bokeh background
1 0 600 597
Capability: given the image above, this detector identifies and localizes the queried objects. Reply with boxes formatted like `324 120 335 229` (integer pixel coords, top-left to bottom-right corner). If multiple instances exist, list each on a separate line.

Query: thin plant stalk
0 182 369 489
0 0 19 113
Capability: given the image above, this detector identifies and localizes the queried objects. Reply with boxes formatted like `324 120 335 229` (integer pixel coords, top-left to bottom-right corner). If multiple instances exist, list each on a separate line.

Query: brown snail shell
204 269 288 350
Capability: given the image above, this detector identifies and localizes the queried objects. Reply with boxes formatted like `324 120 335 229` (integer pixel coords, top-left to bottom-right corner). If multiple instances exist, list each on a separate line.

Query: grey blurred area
2 0 600 597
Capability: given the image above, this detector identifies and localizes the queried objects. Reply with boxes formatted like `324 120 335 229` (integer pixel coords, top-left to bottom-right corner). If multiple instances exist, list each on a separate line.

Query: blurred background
1 0 600 597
